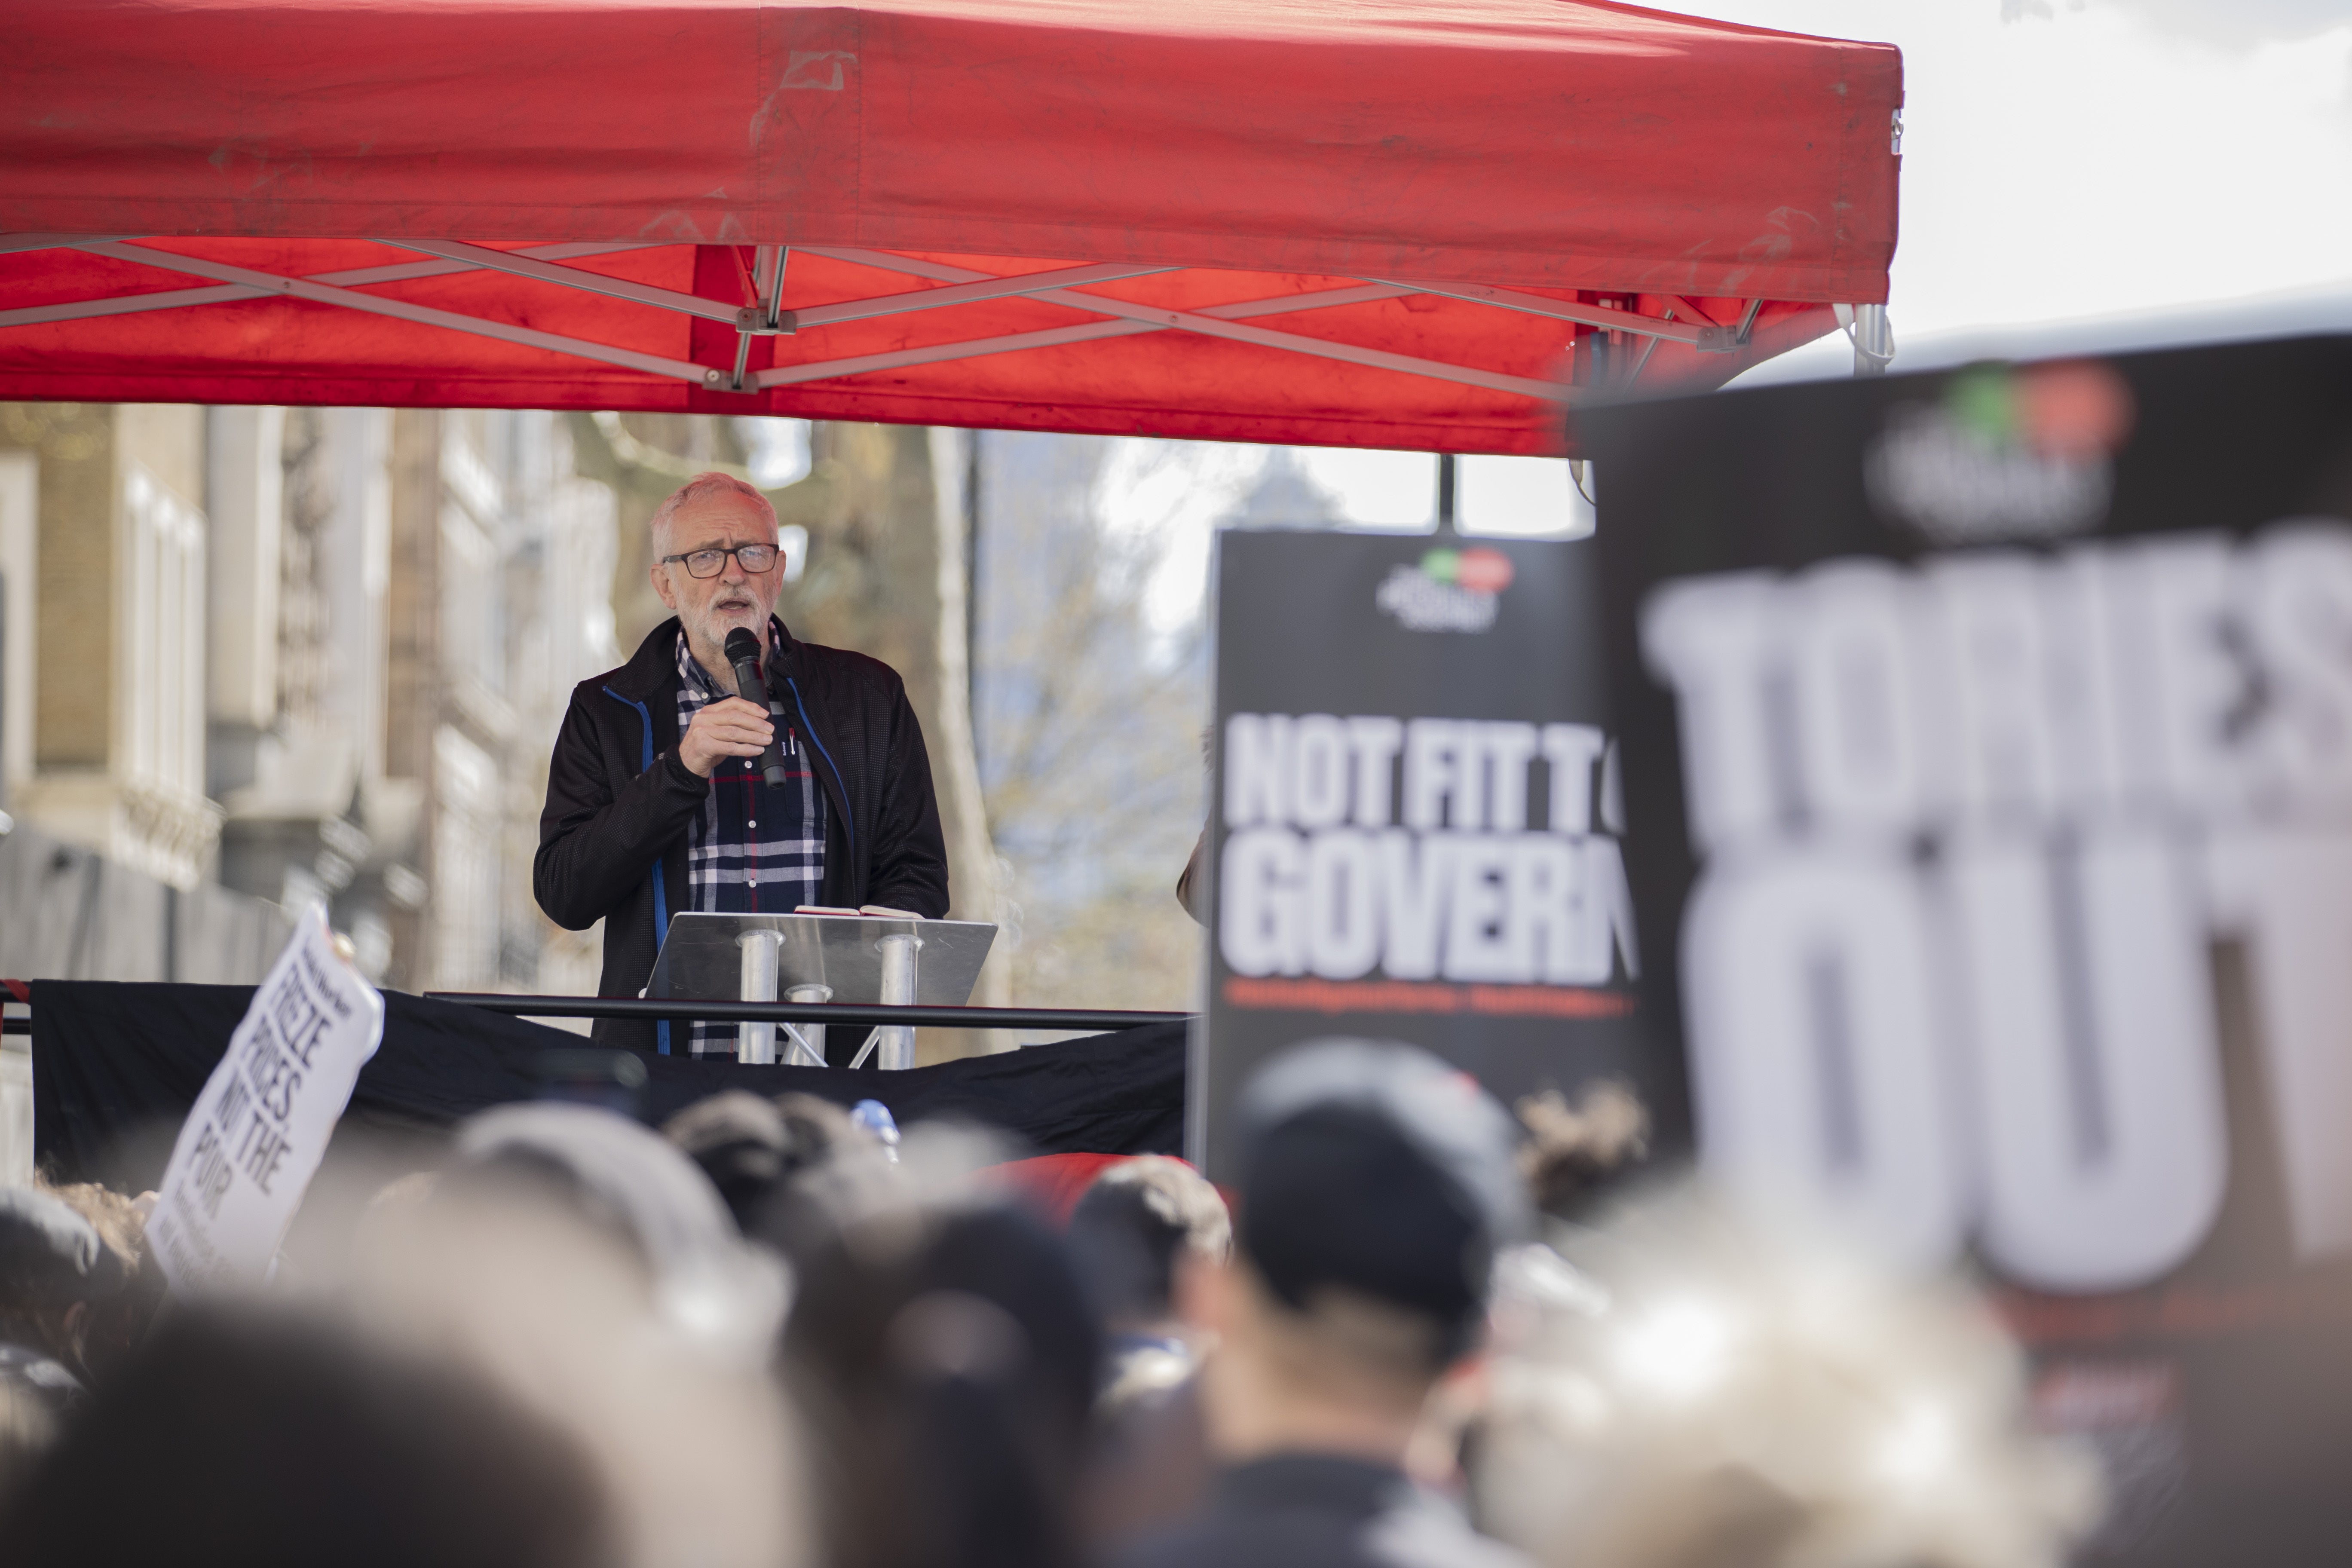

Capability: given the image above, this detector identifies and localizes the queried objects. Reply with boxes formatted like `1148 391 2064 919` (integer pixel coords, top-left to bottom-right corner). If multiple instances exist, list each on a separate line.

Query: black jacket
1118 1454 1528 1568
535 616 950 1055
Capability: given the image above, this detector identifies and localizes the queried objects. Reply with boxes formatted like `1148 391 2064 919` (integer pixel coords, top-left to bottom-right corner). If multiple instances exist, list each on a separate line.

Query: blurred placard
1195 530 1651 1173
147 904 385 1291
1584 337 2352 1563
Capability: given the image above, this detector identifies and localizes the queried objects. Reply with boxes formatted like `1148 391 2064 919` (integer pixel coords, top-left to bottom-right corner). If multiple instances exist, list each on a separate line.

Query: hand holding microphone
724 627 792 787
677 702 772 777
675 629 789 779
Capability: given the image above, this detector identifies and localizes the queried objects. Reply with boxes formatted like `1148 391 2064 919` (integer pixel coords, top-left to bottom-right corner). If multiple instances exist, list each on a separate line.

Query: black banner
1582 337 2352 1566
1196 530 1651 1173
31 981 1184 1189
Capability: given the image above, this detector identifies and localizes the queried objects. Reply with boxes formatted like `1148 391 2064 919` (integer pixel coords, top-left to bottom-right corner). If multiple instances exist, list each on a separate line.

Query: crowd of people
0 1038 2098 1568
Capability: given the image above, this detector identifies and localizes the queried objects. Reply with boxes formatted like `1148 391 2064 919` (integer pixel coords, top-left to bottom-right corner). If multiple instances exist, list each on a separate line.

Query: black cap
0 1186 126 1308
1231 1039 1528 1357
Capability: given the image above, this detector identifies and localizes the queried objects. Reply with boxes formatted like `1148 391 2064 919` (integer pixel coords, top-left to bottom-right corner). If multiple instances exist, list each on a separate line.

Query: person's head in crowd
350 1103 809 1568
662 1090 795 1233
1472 1184 2101 1568
450 1100 787 1351
773 1089 860 1156
759 1099 1025 1267
0 1179 165 1505
1182 1038 1529 1471
0 1184 133 1391
661 1088 900 1259
785 1197 1102 1568
1514 1077 1651 1224
1066 1156 1230 1406
1068 1159 1231 1554
0 1302 618 1568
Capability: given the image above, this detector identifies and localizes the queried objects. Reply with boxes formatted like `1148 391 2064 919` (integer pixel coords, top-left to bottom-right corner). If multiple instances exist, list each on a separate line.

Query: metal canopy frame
0 236 1783 407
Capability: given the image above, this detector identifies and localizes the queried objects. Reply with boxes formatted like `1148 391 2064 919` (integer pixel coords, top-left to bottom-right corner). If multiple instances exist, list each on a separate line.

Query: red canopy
0 0 1901 453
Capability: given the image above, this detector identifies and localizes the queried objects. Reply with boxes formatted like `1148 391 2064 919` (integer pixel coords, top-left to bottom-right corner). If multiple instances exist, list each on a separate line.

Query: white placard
147 905 386 1292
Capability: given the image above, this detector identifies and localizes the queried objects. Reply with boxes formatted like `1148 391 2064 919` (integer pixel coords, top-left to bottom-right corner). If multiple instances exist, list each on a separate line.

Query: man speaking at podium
536 472 949 1057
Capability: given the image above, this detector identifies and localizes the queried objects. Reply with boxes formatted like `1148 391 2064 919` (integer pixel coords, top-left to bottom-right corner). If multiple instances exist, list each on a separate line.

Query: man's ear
650 558 679 612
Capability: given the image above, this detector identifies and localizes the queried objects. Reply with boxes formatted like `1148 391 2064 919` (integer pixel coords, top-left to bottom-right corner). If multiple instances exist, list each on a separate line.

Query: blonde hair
1516 1078 1651 1219
649 472 776 555
34 1174 145 1280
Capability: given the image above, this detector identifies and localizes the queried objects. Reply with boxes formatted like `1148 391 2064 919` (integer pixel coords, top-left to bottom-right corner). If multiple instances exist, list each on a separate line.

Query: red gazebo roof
0 0 1901 453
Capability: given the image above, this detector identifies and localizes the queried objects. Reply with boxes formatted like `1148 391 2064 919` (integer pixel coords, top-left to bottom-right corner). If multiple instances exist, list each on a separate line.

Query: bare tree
973 433 1209 1020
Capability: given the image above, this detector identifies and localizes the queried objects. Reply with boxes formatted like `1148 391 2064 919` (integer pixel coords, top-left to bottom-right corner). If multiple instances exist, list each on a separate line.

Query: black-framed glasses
662 543 779 579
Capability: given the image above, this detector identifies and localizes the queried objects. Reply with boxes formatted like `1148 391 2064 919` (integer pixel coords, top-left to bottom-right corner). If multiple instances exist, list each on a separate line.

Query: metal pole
1435 453 1457 535
1853 304 1894 377
423 993 1191 1030
872 931 922 1069
763 247 790 330
736 928 783 1064
965 429 982 724
784 983 831 1065
0 570 9 816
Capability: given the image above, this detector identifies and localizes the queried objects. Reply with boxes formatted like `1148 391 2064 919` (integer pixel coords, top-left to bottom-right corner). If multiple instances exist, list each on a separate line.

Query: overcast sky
1713 0 2352 376
1088 2 2352 615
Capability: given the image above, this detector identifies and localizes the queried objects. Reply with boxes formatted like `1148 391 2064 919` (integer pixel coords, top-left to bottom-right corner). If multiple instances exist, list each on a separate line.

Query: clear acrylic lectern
643 912 998 1068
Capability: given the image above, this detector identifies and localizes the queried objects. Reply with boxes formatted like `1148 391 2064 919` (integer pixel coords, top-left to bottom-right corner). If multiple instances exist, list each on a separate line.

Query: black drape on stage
29 980 1187 1188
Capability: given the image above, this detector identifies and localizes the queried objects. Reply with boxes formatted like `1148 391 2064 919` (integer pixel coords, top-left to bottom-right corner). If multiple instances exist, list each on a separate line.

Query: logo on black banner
1375 546 1515 632
1866 360 2136 546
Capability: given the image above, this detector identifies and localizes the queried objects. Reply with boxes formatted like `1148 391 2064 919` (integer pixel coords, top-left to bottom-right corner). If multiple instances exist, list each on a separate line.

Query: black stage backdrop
30 980 1185 1189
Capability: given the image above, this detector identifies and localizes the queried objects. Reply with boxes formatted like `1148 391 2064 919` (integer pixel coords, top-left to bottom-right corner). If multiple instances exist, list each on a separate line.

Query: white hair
649 471 776 555
1476 1182 2102 1568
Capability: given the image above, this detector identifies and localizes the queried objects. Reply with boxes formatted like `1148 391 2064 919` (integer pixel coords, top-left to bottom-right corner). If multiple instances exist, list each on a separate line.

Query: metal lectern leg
737 928 783 1065
866 931 923 1069
783 983 831 1066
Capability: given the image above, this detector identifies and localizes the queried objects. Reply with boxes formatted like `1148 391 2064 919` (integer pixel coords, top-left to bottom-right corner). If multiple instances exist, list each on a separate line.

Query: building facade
0 402 619 995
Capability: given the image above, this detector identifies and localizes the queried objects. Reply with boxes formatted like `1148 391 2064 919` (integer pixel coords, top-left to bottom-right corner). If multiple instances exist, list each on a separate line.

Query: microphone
723 627 790 787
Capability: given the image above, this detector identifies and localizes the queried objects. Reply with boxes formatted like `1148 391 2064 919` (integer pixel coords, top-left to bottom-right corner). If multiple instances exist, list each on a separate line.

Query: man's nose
719 549 750 584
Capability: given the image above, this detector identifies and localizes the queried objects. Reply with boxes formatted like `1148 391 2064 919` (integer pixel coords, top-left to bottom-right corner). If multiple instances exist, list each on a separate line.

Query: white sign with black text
1644 530 2352 1289
147 904 385 1292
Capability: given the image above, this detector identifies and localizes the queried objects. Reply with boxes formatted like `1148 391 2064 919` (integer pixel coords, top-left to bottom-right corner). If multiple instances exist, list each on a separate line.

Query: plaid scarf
675 624 826 1054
